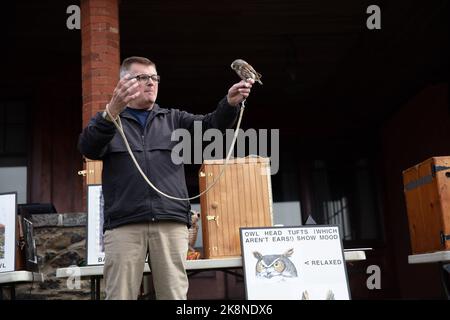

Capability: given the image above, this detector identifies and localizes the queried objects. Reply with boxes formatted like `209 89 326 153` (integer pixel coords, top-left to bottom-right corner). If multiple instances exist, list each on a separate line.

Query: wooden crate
403 156 450 254
85 160 103 184
199 157 274 258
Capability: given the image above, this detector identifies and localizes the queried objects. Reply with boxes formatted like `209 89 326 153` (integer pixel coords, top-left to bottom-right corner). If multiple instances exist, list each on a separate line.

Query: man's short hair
120 56 155 78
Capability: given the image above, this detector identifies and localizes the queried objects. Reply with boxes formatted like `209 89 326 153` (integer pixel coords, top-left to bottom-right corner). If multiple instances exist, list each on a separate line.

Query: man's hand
227 79 254 106
107 74 141 117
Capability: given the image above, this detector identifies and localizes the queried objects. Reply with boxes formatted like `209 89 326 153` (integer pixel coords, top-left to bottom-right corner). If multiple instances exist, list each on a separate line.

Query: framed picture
86 185 105 265
0 192 17 272
240 225 351 300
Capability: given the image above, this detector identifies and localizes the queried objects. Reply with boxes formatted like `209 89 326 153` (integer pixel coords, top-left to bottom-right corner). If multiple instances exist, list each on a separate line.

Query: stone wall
15 213 92 300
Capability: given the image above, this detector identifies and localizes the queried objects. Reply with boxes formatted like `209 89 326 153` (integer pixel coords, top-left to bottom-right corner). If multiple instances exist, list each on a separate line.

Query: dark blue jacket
78 96 239 230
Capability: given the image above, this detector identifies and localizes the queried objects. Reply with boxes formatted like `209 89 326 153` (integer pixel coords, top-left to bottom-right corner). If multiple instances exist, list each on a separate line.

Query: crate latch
431 165 450 177
440 231 450 245
206 215 220 227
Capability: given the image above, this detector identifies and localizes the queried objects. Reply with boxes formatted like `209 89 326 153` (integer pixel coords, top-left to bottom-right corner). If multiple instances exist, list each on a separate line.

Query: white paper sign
0 193 17 272
86 185 149 265
87 185 105 265
240 225 350 300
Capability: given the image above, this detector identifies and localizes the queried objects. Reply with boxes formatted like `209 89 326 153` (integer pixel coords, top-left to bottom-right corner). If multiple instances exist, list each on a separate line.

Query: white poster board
240 225 351 300
0 192 17 272
87 185 105 265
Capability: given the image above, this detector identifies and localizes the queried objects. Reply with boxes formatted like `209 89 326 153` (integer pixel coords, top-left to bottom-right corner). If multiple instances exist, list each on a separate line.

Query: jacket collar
120 103 169 121
151 104 170 114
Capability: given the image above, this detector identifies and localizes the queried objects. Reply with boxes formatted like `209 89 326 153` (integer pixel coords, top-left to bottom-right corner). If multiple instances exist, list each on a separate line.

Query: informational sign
0 192 17 272
87 185 105 265
240 225 350 300
86 185 148 265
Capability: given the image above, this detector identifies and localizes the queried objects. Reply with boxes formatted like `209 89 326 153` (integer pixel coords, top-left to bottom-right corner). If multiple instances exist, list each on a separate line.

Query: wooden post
80 0 120 206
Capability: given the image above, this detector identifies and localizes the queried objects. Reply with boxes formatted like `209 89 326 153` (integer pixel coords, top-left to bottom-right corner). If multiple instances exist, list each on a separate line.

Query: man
78 56 253 300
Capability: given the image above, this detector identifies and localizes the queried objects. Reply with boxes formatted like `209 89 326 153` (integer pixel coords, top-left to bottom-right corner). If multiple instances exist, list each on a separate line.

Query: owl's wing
234 67 248 81
242 66 256 80
245 64 256 73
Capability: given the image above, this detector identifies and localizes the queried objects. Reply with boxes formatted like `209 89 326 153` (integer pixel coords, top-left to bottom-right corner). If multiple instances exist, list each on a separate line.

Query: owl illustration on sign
253 248 298 279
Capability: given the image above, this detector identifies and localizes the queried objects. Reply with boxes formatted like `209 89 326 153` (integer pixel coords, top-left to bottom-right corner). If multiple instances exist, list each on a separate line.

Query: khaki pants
103 221 189 300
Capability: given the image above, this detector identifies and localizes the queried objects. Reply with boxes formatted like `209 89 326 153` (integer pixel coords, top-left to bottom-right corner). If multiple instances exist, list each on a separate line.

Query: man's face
128 63 159 108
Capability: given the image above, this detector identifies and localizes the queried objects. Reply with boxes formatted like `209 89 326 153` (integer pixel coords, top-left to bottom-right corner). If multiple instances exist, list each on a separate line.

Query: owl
231 59 263 85
187 210 201 259
253 248 298 279
188 210 200 252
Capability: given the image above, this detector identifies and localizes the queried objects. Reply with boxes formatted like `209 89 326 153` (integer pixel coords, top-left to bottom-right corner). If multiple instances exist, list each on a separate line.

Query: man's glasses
132 74 161 84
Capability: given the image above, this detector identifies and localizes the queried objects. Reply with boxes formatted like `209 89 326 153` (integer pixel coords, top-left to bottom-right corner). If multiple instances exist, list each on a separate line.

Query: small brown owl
187 210 201 260
231 59 263 85
188 211 200 250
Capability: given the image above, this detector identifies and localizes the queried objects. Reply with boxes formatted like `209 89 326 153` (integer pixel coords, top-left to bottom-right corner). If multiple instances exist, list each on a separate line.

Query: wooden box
199 157 274 258
84 160 103 184
403 156 450 254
